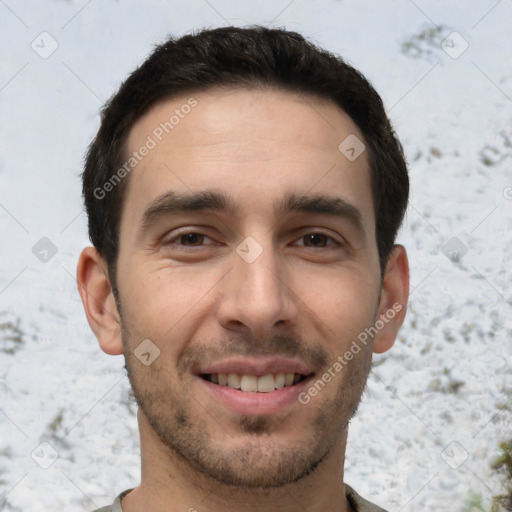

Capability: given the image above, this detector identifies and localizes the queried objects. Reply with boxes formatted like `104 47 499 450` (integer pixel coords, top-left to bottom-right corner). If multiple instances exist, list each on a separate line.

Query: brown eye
163 230 216 250
179 233 205 246
295 232 340 248
302 233 330 247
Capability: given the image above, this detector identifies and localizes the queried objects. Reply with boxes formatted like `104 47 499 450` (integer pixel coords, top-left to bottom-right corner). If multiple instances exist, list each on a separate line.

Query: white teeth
275 373 285 389
257 374 275 393
240 375 258 392
209 372 303 392
227 373 241 389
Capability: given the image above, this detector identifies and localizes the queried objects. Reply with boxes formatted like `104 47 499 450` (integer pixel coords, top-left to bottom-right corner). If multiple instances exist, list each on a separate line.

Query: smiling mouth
200 372 310 393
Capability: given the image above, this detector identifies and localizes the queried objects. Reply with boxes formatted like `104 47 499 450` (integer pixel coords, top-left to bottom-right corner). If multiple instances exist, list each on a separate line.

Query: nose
216 238 299 338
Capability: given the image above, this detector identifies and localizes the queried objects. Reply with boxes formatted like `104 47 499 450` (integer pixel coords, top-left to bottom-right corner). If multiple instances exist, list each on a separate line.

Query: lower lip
196 375 313 415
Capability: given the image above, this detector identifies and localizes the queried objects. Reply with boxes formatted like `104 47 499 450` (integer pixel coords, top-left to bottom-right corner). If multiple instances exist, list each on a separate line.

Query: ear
76 246 123 355
372 244 409 354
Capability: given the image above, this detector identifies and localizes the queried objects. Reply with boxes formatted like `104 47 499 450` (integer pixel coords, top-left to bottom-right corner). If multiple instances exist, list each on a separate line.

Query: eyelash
163 230 343 251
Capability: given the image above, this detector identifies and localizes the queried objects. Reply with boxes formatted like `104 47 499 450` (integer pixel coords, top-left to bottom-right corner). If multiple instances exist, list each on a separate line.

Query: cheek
120 265 215 345
298 270 379 341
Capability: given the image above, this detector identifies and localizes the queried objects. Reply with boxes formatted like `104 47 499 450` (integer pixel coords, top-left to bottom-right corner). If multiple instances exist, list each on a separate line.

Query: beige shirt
92 484 389 512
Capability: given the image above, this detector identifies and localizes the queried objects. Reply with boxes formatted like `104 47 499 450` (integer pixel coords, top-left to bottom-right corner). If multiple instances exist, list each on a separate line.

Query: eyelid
164 228 217 246
162 227 346 249
291 228 345 246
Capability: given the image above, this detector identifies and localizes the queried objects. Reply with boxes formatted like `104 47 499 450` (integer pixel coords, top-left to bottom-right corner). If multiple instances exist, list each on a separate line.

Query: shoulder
345 483 389 512
90 488 133 512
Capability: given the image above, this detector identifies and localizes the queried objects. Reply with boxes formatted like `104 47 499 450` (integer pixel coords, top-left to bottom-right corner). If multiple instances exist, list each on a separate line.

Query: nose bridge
218 235 297 334
241 238 282 303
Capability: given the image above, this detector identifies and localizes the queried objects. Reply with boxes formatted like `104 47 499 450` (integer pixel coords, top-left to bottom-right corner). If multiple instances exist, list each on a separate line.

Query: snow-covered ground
0 1 511 511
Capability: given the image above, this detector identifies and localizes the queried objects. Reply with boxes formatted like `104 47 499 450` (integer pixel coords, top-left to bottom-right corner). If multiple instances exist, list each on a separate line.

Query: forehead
121 87 374 233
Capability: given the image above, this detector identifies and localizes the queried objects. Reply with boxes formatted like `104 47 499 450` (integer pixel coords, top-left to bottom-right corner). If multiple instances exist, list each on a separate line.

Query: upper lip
195 357 314 377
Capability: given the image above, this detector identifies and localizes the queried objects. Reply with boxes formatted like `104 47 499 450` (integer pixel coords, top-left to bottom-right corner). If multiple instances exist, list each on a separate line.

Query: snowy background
0 1 511 511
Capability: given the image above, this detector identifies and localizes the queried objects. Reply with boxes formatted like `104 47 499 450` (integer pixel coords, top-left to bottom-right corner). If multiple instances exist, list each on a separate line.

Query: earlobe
373 244 409 354
76 247 124 355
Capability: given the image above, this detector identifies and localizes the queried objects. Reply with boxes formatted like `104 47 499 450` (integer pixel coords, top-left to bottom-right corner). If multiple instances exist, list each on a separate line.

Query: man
77 25 409 512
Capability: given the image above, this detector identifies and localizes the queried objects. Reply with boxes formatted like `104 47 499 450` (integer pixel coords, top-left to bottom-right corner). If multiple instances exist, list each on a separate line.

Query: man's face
114 88 383 488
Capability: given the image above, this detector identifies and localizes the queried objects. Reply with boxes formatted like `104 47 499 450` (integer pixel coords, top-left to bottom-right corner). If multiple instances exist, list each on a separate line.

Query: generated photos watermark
298 302 403 405
93 97 198 200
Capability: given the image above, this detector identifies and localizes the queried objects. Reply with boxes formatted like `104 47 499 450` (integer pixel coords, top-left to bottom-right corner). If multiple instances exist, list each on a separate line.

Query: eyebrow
139 189 365 235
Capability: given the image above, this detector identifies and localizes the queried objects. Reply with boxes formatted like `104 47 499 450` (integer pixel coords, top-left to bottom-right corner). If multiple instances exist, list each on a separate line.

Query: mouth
194 358 315 414
197 372 313 415
199 372 309 392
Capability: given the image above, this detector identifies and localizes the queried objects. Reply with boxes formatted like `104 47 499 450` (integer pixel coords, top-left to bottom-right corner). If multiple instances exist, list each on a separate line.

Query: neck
122 410 353 512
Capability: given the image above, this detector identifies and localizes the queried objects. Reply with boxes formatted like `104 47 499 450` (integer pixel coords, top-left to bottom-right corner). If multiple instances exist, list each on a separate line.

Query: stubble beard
121 326 373 490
